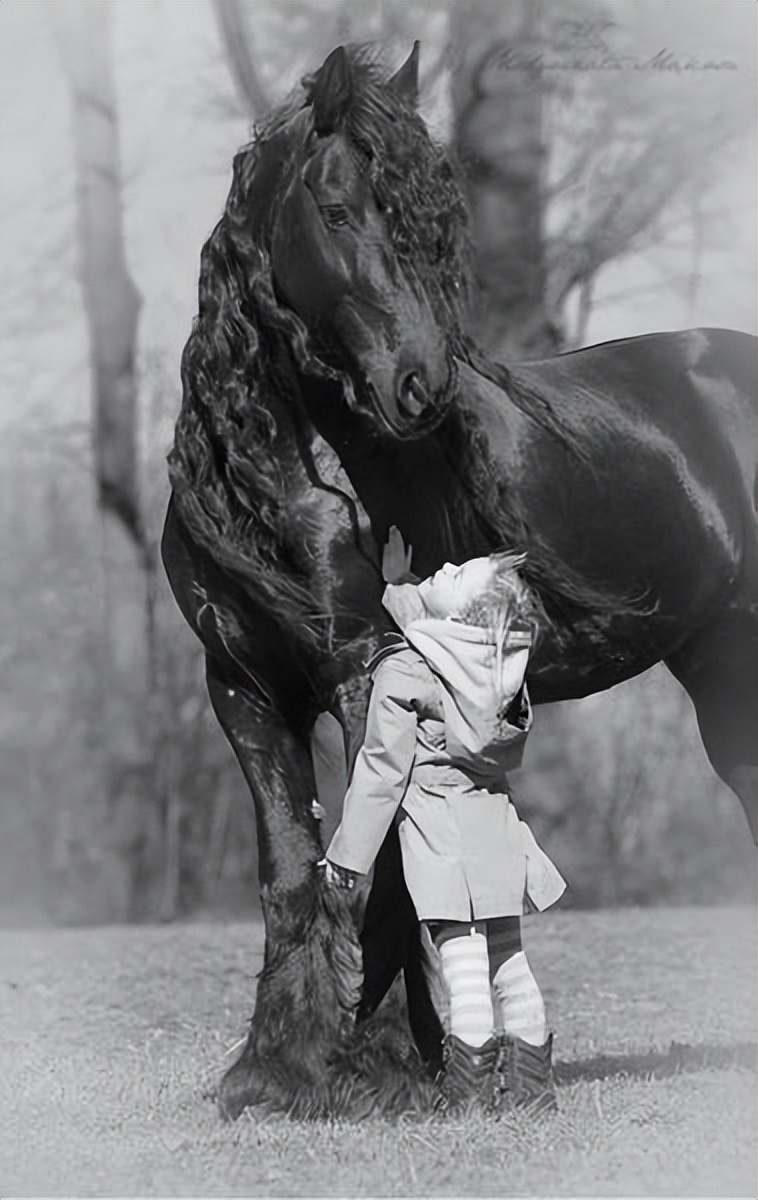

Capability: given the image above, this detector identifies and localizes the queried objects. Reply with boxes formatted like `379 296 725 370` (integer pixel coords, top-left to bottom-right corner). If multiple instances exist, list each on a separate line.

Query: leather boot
434 1033 500 1113
496 1032 557 1115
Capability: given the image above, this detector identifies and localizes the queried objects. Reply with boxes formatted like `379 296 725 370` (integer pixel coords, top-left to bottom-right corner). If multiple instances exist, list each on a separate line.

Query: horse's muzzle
363 358 457 440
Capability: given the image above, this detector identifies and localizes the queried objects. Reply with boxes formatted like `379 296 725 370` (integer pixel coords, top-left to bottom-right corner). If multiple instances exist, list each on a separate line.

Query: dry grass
1 907 755 1197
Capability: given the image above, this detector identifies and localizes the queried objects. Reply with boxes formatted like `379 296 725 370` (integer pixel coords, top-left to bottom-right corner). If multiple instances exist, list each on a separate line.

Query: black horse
164 43 756 1118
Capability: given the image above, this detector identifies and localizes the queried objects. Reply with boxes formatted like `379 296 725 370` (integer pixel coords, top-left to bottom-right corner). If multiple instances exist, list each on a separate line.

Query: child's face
416 557 498 619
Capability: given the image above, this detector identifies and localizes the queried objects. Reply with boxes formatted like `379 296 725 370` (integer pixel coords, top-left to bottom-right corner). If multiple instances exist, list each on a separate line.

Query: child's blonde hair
458 552 541 679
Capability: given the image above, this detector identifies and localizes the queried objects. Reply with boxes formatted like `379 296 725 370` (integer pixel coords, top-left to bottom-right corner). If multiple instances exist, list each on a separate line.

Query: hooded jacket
326 582 565 922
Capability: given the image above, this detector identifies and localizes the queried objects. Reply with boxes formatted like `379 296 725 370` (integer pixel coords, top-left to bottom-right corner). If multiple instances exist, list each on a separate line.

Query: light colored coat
327 585 566 922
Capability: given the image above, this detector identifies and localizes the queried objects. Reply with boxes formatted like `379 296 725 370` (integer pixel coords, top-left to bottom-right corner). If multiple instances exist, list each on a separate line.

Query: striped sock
435 927 494 1047
492 950 547 1046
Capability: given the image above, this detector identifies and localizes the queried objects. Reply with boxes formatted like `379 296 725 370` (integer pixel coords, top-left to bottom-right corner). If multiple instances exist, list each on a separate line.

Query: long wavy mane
168 114 347 648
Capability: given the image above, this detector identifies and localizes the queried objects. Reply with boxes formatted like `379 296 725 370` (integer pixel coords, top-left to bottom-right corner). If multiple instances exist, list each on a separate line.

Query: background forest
1 0 755 925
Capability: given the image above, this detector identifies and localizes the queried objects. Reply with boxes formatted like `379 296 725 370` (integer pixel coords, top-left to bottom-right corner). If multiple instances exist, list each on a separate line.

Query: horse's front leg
206 665 363 1119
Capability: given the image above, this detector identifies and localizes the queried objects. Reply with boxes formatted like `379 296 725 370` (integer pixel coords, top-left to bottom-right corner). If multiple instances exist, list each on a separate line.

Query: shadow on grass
556 1040 758 1086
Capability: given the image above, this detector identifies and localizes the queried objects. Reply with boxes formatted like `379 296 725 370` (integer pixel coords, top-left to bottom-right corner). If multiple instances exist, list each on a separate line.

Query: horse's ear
307 45 353 135
388 41 420 107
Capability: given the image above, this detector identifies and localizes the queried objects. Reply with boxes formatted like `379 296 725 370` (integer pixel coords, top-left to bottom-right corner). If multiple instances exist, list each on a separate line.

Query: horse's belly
526 617 672 702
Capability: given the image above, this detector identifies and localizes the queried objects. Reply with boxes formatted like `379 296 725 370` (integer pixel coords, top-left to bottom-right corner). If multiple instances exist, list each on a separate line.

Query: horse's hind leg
666 609 757 842
358 823 445 1072
206 666 363 1119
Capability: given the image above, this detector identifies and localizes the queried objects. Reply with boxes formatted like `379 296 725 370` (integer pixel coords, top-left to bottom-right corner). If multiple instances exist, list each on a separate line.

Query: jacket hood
382 583 533 770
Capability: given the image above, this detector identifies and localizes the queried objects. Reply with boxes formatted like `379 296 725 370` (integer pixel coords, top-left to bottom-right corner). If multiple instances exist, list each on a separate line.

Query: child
322 529 566 1113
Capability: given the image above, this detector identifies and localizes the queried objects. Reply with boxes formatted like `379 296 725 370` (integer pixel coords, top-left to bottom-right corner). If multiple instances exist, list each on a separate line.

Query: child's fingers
383 528 413 582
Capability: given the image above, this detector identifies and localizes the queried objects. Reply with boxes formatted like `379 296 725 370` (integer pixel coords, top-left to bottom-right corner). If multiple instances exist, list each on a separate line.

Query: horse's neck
300 370 523 577
451 356 531 465
263 367 349 506
436 356 540 550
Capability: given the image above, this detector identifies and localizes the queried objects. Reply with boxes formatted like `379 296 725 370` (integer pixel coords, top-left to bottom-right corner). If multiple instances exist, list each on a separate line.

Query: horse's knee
206 662 276 737
667 616 757 837
690 696 756 837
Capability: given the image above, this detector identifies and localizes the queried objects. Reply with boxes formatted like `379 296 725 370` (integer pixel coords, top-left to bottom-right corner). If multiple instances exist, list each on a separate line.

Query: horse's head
267 44 470 437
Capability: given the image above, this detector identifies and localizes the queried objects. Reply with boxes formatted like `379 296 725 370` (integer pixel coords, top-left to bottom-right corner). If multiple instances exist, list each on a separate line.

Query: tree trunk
57 1 152 919
57 2 143 542
212 0 273 119
449 0 561 357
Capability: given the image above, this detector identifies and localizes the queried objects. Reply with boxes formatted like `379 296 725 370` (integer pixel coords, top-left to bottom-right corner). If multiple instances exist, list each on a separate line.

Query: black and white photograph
1 1 756 1196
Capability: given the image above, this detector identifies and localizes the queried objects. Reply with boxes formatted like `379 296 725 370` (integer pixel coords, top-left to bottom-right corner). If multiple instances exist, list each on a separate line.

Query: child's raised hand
382 525 414 583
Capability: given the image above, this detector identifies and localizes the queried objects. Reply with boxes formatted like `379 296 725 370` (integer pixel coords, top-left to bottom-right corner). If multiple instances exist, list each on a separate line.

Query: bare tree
55 2 143 541
448 0 753 355
448 0 557 354
55 0 152 919
212 0 274 118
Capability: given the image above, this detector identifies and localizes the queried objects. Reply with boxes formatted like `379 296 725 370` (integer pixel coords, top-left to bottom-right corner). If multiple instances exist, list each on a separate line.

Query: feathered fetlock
434 1034 500 1113
496 1032 557 1115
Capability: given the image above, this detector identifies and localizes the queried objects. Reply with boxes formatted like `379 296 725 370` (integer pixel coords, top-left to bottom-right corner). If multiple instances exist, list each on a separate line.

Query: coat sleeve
325 652 419 875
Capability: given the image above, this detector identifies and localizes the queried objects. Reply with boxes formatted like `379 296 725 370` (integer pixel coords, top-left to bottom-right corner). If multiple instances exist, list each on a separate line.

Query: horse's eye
319 204 351 230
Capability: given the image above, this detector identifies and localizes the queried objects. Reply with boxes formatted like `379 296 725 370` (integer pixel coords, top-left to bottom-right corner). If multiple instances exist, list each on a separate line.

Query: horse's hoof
217 1052 273 1121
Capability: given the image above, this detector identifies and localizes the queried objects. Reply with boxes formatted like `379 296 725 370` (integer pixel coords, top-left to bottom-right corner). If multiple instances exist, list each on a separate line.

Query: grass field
1 906 755 1197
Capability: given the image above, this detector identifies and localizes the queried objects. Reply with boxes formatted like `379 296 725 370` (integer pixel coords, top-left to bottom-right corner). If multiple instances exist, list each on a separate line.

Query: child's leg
487 916 547 1047
430 921 494 1047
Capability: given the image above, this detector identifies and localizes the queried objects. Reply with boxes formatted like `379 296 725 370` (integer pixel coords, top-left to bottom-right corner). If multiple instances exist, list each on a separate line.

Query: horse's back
536 328 754 402
516 328 757 507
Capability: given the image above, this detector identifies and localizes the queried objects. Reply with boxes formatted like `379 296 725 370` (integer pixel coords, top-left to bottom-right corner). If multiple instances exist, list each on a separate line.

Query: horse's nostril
397 371 429 418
